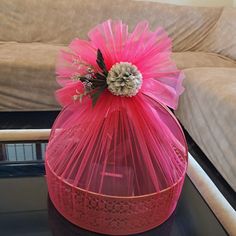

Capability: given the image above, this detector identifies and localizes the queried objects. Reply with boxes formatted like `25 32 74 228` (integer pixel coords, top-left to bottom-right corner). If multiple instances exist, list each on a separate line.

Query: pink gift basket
46 20 188 235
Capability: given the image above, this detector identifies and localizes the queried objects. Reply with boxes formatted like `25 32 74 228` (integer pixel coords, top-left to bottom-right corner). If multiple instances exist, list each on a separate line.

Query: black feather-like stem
96 49 108 75
75 49 108 106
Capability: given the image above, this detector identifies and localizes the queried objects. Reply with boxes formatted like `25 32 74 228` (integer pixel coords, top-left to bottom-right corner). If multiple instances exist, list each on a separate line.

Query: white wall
135 0 234 7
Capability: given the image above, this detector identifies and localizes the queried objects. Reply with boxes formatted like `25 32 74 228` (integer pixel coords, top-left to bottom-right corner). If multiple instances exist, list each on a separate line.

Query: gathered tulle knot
56 20 184 109
107 62 142 97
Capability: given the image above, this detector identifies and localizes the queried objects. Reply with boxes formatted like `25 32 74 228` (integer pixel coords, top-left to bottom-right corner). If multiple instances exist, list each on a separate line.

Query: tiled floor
3 143 46 161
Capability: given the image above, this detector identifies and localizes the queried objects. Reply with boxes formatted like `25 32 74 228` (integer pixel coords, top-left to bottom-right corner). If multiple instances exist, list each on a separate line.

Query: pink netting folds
46 94 187 235
46 20 187 235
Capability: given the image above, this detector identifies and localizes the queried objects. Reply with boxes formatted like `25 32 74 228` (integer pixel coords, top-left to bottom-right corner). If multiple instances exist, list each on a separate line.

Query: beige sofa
0 0 235 191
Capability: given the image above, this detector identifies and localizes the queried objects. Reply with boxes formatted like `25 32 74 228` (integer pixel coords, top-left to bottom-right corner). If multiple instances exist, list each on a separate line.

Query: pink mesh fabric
46 97 187 235
46 20 187 235
55 20 184 110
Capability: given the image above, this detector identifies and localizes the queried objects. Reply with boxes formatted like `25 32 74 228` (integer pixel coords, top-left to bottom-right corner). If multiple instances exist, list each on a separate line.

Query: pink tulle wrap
46 20 188 235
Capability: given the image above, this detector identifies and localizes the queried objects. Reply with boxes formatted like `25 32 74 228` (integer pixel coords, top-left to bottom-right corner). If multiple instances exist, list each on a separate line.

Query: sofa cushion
175 67 236 191
172 52 236 70
0 42 65 111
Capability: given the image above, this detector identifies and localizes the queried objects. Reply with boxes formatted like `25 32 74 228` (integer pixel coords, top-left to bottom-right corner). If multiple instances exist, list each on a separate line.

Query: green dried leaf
75 49 109 107
78 76 88 83
91 86 107 107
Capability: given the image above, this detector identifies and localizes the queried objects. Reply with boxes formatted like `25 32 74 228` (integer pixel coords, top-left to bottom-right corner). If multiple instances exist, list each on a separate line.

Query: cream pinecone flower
106 62 143 97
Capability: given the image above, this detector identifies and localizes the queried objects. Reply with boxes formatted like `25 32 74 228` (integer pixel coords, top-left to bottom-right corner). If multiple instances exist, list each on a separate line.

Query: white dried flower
106 62 142 97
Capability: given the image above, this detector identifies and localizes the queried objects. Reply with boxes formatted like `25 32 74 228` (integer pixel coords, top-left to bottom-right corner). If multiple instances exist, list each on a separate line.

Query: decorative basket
45 20 188 235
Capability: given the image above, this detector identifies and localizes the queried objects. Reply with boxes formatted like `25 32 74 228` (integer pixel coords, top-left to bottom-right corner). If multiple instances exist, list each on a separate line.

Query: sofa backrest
1 0 234 57
195 7 236 60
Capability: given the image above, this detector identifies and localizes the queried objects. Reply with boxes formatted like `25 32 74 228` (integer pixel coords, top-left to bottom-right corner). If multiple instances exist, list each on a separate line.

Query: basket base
46 161 185 235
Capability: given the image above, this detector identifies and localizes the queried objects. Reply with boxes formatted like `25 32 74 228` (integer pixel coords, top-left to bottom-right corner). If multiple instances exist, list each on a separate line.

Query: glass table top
0 175 227 236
